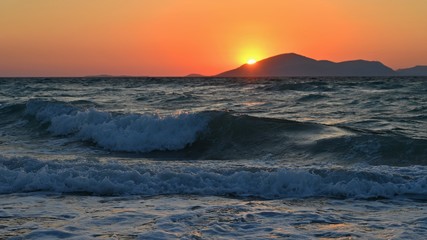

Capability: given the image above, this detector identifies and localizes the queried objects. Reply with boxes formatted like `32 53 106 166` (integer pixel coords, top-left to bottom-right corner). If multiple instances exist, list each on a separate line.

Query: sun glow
247 59 257 64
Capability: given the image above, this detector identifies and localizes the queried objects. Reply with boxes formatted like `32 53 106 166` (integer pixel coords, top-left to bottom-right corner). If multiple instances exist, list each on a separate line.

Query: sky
1 0 426 77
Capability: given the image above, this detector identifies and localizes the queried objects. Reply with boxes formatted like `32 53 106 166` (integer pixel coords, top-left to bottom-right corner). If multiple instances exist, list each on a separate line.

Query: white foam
1 156 426 199
25 100 210 152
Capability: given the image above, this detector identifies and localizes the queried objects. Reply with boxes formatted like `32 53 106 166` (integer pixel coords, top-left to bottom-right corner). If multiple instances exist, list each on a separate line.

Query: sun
247 59 257 64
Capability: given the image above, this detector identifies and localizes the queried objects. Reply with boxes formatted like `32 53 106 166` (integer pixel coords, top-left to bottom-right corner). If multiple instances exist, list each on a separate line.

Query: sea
0 77 426 239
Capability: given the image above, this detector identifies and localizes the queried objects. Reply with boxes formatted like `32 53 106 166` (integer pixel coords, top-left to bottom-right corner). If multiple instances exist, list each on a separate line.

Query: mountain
84 74 116 78
84 74 140 78
396 66 427 76
185 73 206 77
216 53 396 77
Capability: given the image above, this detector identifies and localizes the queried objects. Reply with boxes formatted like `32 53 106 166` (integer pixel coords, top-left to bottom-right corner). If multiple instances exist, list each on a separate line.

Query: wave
20 100 350 157
1 156 426 199
260 80 335 92
297 94 330 102
24 99 210 152
0 102 26 124
313 134 427 165
2 99 426 164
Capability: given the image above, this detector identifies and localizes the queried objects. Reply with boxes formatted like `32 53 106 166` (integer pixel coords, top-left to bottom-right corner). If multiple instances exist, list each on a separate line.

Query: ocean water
0 77 426 239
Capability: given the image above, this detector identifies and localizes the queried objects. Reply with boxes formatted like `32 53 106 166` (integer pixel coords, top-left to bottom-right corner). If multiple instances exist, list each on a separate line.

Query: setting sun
0 1 426 238
247 59 257 65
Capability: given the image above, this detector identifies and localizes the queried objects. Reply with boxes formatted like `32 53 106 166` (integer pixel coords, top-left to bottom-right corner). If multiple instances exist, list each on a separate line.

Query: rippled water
0 77 426 239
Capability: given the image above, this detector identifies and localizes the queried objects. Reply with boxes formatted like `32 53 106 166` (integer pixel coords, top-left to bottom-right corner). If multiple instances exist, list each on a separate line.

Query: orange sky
1 0 426 76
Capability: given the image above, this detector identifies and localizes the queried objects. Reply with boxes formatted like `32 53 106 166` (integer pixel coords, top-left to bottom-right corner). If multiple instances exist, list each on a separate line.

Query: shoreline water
2 193 426 239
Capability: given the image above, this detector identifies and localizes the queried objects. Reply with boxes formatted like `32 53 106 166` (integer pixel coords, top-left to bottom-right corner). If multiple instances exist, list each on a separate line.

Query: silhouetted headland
216 53 426 77
397 66 427 76
185 73 206 77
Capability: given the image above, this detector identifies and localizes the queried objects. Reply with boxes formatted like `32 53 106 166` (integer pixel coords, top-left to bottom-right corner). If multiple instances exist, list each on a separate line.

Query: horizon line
1 52 426 78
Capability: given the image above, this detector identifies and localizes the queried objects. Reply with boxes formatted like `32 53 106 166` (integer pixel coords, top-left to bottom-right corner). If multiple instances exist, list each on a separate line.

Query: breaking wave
0 156 426 199
24 99 210 152
1 99 425 164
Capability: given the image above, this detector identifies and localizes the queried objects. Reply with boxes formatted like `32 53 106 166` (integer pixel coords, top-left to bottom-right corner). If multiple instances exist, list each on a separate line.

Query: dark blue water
0 77 426 238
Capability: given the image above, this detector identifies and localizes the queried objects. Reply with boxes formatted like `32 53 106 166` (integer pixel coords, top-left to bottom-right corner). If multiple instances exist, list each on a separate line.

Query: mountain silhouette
397 66 427 76
216 53 397 77
185 73 206 77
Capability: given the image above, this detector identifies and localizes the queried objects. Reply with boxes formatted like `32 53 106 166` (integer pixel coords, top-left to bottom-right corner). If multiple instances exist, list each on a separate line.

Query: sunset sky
1 0 426 77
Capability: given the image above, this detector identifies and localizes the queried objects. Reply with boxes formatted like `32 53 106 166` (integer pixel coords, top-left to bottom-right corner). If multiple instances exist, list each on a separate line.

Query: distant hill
84 74 136 78
84 74 116 78
397 66 427 76
185 73 206 77
84 74 146 78
216 53 397 77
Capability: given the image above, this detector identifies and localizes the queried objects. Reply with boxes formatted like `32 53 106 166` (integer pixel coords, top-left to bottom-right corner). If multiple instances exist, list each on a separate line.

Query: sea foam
25 100 210 152
1 156 426 199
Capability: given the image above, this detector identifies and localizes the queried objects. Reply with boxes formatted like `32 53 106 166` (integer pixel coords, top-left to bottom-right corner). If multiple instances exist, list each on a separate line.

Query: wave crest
1 156 426 199
20 99 427 164
25 100 210 152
